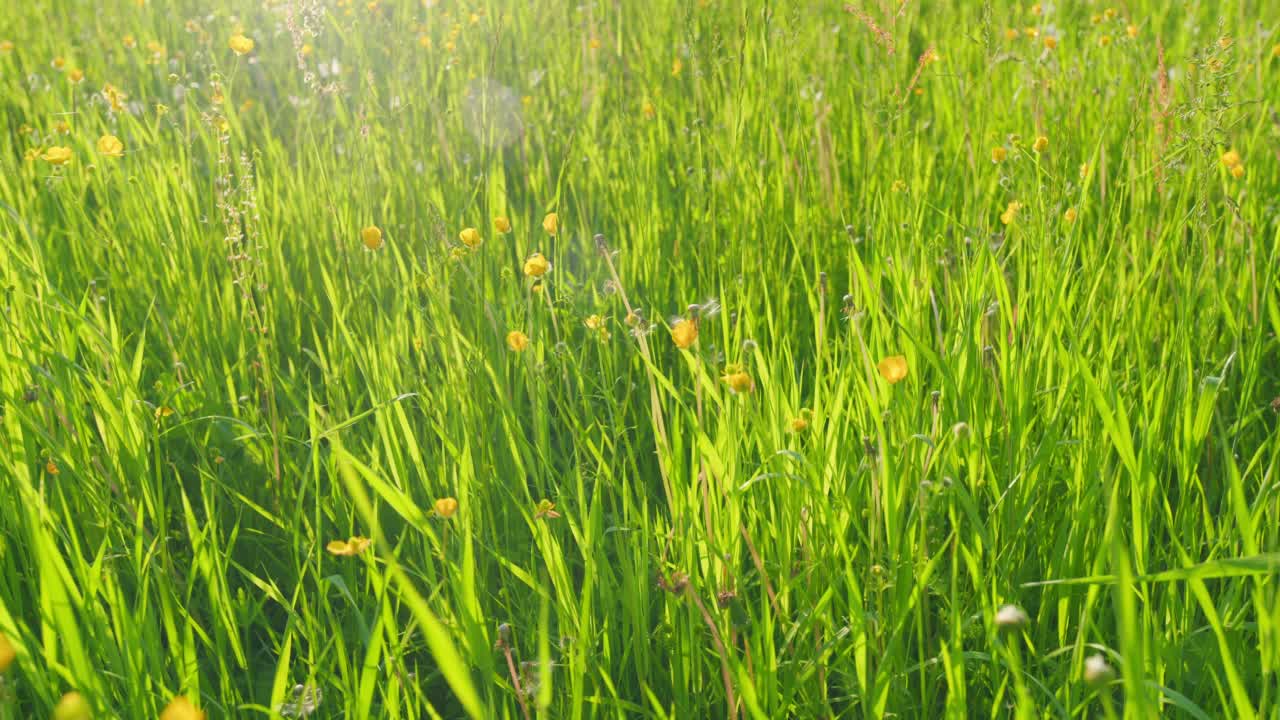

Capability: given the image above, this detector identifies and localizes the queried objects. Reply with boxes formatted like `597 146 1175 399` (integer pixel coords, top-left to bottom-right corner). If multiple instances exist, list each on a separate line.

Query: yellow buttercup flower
0 632 15 672
585 314 610 340
459 227 482 249
52 56 67 71
642 100 656 118
1230 164 1245 179
1032 135 1048 153
1126 24 1138 38
1220 149 1241 168
97 134 124 158
721 369 754 394
670 318 698 349
325 536 372 556
361 225 383 250
0 40 14 53
434 497 459 518
991 146 1007 163
506 330 530 352
103 83 127 112
493 216 512 233
788 409 812 433
68 68 85 84
877 355 908 384
55 120 71 135
229 34 255 55
1000 201 1022 225
46 459 60 475
1043 36 1057 50
53 692 92 720
541 212 559 235
523 252 551 277
1063 207 1078 224
671 57 683 76
43 146 73 165
160 697 205 720
122 35 136 49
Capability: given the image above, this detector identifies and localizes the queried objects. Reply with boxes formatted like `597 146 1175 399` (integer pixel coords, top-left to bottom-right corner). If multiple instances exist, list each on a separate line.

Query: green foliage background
1 0 1279 717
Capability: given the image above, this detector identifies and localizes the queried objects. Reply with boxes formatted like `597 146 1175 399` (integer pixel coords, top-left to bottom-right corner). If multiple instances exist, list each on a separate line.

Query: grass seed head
995 604 1029 630
1083 653 1115 687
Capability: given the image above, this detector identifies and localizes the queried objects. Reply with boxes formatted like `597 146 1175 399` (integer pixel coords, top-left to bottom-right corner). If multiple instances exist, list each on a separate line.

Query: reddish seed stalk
739 525 781 618
686 586 739 720
844 4 896 55
502 646 532 720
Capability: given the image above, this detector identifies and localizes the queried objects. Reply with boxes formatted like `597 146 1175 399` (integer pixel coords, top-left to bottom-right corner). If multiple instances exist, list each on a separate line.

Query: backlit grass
1 1 1279 718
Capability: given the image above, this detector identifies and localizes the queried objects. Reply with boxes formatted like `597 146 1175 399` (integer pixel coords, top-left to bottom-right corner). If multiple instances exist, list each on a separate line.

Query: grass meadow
2 0 1280 717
